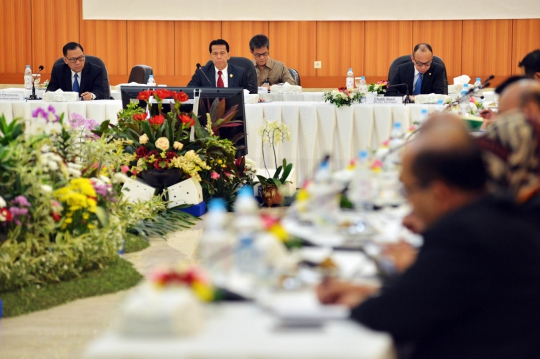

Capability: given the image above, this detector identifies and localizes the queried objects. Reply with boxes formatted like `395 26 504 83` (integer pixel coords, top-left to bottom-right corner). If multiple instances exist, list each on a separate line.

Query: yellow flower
173 141 183 150
139 134 149 144
191 281 214 302
269 224 289 242
155 137 170 151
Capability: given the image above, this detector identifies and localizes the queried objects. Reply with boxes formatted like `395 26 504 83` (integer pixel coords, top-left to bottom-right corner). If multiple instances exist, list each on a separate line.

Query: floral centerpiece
368 80 388 95
256 119 294 206
0 107 196 292
323 87 363 107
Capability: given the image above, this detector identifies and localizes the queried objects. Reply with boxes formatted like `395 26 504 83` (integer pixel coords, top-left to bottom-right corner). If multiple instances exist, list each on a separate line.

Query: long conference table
0 96 453 184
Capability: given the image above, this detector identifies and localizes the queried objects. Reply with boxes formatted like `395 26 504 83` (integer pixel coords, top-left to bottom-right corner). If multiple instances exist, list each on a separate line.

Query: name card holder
0 93 25 101
366 96 402 105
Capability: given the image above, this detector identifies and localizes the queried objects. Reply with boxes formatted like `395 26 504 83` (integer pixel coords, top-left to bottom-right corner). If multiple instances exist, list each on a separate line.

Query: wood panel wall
1 0 539 88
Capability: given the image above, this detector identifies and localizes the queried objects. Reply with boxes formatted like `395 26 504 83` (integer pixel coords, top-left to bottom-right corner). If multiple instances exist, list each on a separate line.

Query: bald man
317 114 540 359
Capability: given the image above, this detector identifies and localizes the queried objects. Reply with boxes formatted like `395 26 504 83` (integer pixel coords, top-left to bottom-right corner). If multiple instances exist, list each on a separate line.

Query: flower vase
261 184 284 207
140 168 184 188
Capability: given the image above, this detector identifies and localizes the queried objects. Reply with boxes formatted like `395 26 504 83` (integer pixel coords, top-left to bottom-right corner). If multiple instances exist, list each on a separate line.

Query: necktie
217 70 224 88
73 73 80 93
413 73 423 95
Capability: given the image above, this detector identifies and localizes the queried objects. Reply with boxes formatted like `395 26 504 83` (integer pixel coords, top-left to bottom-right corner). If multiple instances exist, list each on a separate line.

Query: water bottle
358 76 368 94
24 65 32 90
146 74 156 86
350 150 374 212
418 107 429 126
436 99 445 112
346 68 354 89
387 122 405 166
199 198 232 285
459 90 470 116
314 160 331 184
473 77 483 99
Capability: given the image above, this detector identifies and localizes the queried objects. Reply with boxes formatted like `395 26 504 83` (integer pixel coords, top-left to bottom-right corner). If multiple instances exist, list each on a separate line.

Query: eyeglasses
66 55 85 63
254 52 269 58
413 59 432 68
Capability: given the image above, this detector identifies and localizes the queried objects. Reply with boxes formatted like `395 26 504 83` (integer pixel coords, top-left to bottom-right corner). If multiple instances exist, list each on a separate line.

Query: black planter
140 168 184 188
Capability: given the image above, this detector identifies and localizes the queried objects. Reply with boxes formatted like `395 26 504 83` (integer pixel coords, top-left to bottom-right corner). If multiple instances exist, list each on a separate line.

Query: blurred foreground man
317 114 540 359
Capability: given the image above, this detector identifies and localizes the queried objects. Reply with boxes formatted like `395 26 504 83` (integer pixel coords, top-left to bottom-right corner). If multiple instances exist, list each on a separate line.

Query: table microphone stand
28 65 44 100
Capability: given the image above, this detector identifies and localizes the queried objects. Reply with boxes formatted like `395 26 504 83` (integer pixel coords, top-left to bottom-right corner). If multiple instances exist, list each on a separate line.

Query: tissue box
166 177 203 208
43 91 79 102
121 178 156 203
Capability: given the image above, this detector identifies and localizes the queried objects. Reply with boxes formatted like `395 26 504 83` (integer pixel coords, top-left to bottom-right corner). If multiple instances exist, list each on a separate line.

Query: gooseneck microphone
386 83 411 104
196 63 213 87
448 75 494 109
28 65 44 100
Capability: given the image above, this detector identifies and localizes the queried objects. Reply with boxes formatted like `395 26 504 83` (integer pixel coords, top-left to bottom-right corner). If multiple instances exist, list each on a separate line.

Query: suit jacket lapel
404 63 415 95
206 65 216 87
63 65 73 91
421 70 433 93
80 63 90 93
228 65 236 87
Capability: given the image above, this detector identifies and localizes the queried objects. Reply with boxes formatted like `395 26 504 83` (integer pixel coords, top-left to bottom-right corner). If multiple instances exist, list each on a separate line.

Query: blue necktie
73 74 80 93
413 73 423 95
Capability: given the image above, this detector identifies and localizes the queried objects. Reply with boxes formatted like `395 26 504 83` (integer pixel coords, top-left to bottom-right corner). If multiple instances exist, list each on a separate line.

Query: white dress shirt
214 65 229 87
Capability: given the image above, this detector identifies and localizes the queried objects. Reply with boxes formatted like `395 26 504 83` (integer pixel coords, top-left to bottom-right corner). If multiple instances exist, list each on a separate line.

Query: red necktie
217 70 224 88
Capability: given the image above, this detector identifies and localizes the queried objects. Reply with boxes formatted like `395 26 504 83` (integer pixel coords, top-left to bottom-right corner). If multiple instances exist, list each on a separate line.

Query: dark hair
495 75 528 94
411 142 487 191
209 39 229 53
249 34 270 52
518 49 540 78
413 43 433 55
63 42 84 56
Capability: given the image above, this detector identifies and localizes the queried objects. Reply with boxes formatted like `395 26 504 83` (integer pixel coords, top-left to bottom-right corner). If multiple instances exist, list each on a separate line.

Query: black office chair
53 55 111 99
205 56 258 94
128 65 153 84
288 68 301 86
387 55 448 91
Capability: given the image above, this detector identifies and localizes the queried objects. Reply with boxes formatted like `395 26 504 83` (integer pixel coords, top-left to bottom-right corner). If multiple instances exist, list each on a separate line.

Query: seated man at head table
385 43 447 101
249 34 295 90
519 49 540 83
317 113 540 359
46 41 106 101
187 39 250 93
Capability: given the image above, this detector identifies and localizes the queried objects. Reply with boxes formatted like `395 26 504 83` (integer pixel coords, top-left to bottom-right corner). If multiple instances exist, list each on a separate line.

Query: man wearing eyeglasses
47 42 105 101
249 34 295 89
386 43 446 100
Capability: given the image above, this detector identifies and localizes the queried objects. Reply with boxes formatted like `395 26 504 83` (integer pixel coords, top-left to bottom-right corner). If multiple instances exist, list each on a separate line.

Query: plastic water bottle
346 68 354 89
350 150 374 212
233 186 263 275
473 77 483 99
388 123 405 166
418 107 429 125
146 74 156 86
199 198 232 285
314 160 331 184
436 99 445 112
358 76 368 94
459 90 470 116
24 65 32 90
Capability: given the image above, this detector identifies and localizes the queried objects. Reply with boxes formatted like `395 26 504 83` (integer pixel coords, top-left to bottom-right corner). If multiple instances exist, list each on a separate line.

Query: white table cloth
259 92 324 102
245 102 438 185
0 87 122 101
85 303 394 359
0 99 122 125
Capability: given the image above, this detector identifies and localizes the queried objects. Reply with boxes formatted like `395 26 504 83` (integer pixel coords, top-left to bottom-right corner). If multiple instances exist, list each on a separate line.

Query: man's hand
383 240 418 273
80 92 94 101
316 278 379 308
479 109 496 129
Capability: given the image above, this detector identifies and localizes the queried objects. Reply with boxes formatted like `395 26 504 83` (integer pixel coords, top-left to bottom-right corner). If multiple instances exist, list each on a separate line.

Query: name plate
367 96 402 104
0 93 24 101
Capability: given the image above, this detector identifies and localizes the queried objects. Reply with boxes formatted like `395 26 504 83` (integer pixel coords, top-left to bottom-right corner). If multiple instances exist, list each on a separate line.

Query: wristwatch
91 93 96 100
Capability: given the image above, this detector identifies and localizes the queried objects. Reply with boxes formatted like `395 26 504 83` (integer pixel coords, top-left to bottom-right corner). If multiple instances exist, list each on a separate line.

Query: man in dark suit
385 43 447 99
317 114 540 359
46 42 105 100
187 39 250 92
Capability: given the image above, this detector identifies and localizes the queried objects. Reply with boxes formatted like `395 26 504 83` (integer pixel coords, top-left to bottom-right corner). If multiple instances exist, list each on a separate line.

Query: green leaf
94 206 109 227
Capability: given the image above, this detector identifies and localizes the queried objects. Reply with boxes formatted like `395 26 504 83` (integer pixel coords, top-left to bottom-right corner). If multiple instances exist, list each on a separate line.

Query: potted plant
255 120 294 206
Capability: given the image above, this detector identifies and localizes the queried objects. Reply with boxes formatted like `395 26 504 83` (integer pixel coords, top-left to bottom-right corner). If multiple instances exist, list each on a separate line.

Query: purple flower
9 207 28 216
92 183 108 197
70 113 99 131
32 106 59 123
32 107 47 119
12 196 31 207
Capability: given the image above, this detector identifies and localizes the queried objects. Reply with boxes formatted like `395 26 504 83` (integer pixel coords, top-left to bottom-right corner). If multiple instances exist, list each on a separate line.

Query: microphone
28 65 44 100
196 63 213 87
386 83 411 104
